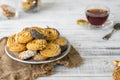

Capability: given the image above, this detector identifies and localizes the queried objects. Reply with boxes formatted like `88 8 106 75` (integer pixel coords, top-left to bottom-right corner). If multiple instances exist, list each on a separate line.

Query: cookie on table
113 67 120 80
53 37 68 52
0 4 15 18
41 43 61 57
26 39 47 50
16 29 33 44
77 19 88 26
33 52 48 61
45 27 60 41
30 26 47 39
7 34 26 52
18 50 36 60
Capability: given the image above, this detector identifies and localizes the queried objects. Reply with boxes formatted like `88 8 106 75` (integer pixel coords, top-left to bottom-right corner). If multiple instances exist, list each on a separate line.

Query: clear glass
21 0 41 13
0 0 19 20
85 4 113 29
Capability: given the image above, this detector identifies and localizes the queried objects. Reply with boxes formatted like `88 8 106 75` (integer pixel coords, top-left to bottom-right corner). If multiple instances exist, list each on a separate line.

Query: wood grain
0 0 120 80
38 77 113 80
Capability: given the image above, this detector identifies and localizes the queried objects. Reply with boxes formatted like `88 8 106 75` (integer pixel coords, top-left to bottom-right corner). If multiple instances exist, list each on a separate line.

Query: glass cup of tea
85 4 113 28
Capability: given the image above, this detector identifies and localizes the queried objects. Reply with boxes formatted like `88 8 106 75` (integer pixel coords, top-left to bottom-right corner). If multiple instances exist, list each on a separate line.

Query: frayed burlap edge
0 37 82 80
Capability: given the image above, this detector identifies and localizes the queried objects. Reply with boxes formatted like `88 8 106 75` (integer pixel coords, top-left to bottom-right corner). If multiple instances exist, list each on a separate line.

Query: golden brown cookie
7 34 16 47
41 43 61 57
77 19 88 26
9 43 26 52
30 26 47 39
45 27 60 41
33 53 48 61
54 37 67 46
113 67 120 80
26 39 47 50
53 37 68 52
16 30 33 44
7 34 26 52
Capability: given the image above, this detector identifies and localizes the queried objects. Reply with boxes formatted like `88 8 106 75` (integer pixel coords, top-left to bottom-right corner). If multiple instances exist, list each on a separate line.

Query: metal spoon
103 23 120 40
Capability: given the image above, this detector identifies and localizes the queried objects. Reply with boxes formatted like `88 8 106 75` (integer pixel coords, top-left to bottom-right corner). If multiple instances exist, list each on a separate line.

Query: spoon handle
103 29 116 40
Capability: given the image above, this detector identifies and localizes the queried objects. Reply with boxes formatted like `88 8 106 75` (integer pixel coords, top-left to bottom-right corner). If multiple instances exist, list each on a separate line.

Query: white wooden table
0 0 120 80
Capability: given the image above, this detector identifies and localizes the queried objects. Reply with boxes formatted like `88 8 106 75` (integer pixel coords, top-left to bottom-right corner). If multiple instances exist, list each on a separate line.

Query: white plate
5 41 71 64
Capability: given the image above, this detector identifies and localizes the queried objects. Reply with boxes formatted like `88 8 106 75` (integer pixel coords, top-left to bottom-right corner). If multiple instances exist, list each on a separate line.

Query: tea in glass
85 5 110 28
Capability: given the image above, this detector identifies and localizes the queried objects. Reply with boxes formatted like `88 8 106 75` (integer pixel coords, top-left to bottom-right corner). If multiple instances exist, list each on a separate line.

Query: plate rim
5 41 71 64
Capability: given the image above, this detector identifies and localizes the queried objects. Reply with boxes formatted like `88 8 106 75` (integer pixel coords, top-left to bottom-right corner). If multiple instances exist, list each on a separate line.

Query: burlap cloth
0 37 82 80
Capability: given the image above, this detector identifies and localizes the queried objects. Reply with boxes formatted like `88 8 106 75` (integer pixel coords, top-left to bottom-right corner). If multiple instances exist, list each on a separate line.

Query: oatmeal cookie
45 27 60 41
113 67 120 80
30 26 47 39
16 30 33 44
18 50 36 60
41 43 61 57
26 39 47 50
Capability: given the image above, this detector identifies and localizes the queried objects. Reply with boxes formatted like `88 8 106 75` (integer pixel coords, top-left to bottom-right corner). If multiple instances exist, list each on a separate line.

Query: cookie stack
7 26 68 61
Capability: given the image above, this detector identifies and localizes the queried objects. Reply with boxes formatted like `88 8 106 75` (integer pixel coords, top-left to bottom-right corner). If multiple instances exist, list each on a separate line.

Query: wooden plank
37 77 113 80
0 0 120 79
50 56 117 77
0 21 120 56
